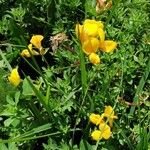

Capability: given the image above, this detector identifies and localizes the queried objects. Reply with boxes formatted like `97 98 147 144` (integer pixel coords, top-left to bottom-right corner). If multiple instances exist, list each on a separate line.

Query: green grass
0 0 150 149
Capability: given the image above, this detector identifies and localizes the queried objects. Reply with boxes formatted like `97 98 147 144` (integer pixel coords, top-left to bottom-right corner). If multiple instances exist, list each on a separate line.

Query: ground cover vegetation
0 0 150 149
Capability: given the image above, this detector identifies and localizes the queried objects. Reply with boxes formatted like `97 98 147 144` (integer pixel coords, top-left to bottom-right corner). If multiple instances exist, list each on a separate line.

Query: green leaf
22 78 34 96
14 91 20 104
24 75 52 116
0 143 8 150
47 0 57 24
8 143 18 150
79 140 93 150
129 58 150 115
9 19 27 45
4 118 14 127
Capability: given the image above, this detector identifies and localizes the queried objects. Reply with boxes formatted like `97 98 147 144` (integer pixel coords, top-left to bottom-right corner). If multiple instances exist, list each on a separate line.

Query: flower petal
82 37 99 54
104 106 114 116
75 23 82 38
89 53 100 65
98 28 105 41
84 19 104 29
21 44 39 57
30 35 44 50
102 106 118 127
99 123 111 139
89 113 103 125
8 68 21 86
75 23 89 43
91 130 102 141
83 19 104 37
99 40 117 52
21 49 31 57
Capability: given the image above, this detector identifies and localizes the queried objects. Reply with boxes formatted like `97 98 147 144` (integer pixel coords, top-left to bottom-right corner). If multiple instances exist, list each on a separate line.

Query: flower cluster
75 19 117 65
8 35 45 86
89 106 118 141
8 68 21 86
21 35 45 57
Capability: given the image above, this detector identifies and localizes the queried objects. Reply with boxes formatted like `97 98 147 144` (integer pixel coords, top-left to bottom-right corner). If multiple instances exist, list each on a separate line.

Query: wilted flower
8 68 21 86
50 32 68 52
89 53 100 65
89 113 104 125
96 0 112 13
102 106 118 127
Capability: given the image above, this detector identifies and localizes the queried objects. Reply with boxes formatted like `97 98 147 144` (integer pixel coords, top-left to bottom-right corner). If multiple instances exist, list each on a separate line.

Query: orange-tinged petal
89 113 103 125
91 130 102 141
8 68 21 86
30 35 44 50
89 53 100 65
99 40 117 52
82 37 99 54
75 23 89 43
99 123 111 139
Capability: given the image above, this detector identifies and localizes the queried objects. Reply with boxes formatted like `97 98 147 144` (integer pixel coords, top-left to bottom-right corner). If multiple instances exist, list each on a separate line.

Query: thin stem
79 45 87 96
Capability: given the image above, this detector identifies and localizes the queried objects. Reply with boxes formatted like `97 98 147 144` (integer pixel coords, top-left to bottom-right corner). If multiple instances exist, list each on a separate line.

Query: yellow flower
99 123 111 139
75 19 105 43
102 106 118 127
30 35 44 51
75 19 118 65
75 24 88 43
8 68 21 86
89 53 100 65
21 44 39 57
83 19 104 37
82 37 99 54
91 123 111 141
99 40 117 52
91 130 102 141
89 113 104 125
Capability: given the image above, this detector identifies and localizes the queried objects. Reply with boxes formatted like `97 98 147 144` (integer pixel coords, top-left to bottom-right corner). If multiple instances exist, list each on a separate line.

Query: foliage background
0 0 150 149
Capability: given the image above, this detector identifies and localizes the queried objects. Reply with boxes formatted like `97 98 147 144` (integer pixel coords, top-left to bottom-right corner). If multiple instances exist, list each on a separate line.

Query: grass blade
129 58 150 115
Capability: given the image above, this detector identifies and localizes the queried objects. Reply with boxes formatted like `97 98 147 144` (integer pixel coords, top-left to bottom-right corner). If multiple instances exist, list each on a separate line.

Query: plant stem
79 45 87 96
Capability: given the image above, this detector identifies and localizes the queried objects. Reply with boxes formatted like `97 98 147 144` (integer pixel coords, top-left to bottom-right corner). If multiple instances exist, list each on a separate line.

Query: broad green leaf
79 140 93 150
22 78 34 96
